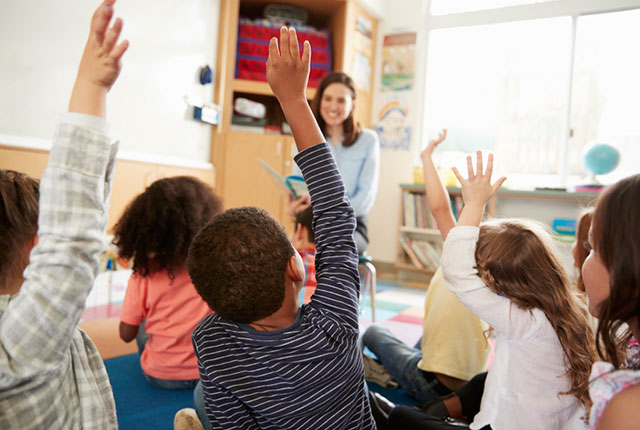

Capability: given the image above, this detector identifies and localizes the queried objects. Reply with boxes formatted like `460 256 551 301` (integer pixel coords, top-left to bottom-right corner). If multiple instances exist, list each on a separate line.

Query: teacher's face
319 83 353 128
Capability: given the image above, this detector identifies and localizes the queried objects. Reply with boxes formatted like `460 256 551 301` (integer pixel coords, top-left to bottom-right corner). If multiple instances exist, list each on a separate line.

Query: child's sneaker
174 408 204 430
363 353 399 389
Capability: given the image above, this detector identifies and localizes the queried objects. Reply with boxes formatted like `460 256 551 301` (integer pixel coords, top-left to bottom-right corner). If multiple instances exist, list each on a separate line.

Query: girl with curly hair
114 176 222 389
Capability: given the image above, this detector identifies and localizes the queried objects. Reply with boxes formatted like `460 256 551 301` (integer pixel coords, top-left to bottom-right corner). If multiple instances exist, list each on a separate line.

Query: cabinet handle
276 140 281 156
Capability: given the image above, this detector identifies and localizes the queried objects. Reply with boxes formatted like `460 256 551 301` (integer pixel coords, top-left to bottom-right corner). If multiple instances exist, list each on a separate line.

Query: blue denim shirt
293 128 380 217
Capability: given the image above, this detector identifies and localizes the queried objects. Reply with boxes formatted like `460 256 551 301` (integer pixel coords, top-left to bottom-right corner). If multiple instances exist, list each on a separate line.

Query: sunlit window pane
423 17 571 188
431 0 557 16
568 9 640 185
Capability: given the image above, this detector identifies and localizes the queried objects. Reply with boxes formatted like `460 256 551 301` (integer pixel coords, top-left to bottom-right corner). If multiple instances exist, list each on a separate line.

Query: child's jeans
136 320 199 390
194 381 212 430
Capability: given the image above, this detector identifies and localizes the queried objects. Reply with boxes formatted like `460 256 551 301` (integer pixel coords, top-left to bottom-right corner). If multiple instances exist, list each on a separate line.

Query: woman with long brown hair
438 151 596 429
289 72 380 254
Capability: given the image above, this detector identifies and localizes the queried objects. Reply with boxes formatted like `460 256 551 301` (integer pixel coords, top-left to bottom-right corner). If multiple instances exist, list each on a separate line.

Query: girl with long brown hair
439 151 596 430
582 174 640 429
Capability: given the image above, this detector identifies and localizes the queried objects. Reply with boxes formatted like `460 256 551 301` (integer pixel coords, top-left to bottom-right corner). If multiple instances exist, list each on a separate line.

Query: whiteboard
0 0 220 166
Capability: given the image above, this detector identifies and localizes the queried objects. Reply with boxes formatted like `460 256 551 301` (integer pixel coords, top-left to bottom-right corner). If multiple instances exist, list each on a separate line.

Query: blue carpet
104 354 194 430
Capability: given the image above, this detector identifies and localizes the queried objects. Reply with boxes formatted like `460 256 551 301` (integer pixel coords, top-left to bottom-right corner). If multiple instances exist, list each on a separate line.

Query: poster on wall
351 52 371 91
381 32 416 92
375 98 412 151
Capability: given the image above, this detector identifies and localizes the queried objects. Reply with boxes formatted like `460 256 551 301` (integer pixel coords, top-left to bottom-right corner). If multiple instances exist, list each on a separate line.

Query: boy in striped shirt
187 27 375 429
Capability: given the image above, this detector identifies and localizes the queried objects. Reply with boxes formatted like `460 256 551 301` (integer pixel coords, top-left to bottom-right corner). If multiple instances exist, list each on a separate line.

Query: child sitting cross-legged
185 27 375 429
436 152 597 430
115 176 221 389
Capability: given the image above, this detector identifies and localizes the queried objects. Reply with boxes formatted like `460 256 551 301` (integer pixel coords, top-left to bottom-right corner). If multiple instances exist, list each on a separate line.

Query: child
439 151 596 429
115 176 221 389
291 205 317 304
582 174 640 429
573 209 593 292
0 1 127 427
363 129 489 405
186 27 374 429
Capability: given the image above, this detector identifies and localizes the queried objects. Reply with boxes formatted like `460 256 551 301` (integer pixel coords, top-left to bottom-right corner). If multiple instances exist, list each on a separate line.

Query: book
258 158 309 200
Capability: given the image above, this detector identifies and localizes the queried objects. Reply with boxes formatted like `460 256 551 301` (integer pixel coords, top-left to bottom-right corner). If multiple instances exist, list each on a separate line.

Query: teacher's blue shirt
293 128 380 218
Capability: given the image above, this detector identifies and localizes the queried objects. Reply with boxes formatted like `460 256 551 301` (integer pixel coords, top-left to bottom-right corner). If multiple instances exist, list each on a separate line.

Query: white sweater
441 226 587 430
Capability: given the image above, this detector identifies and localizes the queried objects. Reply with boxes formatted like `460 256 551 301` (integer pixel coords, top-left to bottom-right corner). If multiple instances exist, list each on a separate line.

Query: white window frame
419 0 640 187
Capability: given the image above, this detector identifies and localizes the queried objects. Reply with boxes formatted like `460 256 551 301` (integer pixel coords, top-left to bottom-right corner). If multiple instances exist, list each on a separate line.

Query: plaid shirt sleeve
0 117 118 428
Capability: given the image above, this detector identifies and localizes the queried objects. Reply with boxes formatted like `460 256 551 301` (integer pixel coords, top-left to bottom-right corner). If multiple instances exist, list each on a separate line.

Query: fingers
301 40 311 68
476 151 483 178
452 166 465 184
466 155 475 179
288 28 300 60
268 37 279 61
103 17 123 53
110 39 129 62
485 153 494 180
492 176 507 194
280 27 290 60
92 0 115 44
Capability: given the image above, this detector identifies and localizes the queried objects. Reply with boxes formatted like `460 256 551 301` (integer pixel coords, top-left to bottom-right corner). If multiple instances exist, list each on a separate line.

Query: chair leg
359 261 377 322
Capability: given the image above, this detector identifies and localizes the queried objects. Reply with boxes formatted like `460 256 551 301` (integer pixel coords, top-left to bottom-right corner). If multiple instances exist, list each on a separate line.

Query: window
423 2 640 188
431 0 557 16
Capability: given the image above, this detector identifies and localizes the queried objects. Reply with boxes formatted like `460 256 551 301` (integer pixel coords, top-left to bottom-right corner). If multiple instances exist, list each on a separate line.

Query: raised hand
69 0 129 118
266 27 311 104
453 151 506 226
420 128 447 162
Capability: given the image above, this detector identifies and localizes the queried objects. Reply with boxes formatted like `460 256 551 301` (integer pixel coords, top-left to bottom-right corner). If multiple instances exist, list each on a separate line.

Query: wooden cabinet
211 0 378 227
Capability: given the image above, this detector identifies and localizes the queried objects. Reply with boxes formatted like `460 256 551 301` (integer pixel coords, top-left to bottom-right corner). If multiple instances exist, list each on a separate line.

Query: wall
367 0 429 263
0 0 220 166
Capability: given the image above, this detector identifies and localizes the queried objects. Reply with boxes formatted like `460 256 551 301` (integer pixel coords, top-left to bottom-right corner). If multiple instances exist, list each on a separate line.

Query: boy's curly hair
187 207 295 323
113 176 222 279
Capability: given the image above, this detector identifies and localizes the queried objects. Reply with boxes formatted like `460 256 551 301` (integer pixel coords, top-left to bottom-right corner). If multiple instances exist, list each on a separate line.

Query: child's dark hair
592 174 640 368
295 206 314 243
113 176 222 279
187 207 295 323
0 170 39 290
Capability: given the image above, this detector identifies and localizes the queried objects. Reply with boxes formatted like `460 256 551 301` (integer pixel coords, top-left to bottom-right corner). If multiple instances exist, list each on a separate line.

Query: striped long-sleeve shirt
192 142 375 429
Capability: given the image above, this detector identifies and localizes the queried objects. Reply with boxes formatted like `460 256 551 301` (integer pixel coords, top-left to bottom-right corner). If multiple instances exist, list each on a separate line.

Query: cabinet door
222 131 287 222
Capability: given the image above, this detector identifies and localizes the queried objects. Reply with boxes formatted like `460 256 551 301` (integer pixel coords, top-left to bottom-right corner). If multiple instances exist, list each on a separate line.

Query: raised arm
0 0 127 384
267 28 360 328
420 128 456 240
266 27 323 152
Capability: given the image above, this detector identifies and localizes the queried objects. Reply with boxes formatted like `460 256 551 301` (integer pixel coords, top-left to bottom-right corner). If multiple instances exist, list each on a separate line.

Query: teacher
290 71 380 254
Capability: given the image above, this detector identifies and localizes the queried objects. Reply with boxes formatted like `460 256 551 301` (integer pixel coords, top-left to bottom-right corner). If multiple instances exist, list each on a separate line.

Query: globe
582 141 620 177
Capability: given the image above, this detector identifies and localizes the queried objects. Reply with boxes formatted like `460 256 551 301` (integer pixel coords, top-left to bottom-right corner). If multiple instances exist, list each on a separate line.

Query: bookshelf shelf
233 79 317 100
399 226 441 237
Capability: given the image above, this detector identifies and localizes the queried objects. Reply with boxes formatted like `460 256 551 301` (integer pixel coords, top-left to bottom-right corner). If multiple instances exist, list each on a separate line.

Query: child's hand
69 0 128 118
286 195 310 218
420 128 447 163
453 151 506 209
266 27 311 104
77 0 128 92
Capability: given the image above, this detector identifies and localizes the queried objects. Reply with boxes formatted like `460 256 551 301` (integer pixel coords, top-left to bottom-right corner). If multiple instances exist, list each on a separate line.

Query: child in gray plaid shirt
0 1 128 428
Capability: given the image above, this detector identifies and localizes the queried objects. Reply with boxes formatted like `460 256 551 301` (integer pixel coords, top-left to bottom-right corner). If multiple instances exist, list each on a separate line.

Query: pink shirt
120 268 211 380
